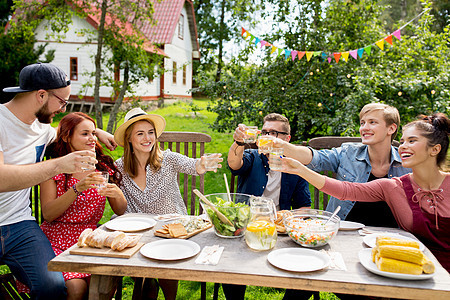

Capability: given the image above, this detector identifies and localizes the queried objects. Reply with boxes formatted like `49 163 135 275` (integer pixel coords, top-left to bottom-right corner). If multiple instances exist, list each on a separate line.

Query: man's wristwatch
234 140 246 146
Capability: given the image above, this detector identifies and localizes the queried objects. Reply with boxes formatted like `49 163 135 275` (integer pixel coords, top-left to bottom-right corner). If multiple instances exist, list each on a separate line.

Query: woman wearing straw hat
114 107 222 299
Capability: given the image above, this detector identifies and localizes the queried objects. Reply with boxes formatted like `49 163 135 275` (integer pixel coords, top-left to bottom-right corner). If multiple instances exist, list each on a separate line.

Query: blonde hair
359 103 400 141
122 120 163 178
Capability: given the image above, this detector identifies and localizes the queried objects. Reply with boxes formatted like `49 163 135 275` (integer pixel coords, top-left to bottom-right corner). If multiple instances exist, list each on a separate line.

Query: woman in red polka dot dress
17 112 127 300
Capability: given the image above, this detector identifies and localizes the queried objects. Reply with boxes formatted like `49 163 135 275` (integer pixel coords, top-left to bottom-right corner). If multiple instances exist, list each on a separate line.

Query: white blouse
116 150 199 215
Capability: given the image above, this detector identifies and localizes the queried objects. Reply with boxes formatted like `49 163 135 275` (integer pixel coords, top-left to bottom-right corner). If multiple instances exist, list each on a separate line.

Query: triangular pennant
260 40 267 48
254 37 261 46
375 39 384 50
244 32 250 39
349 50 358 60
297 51 305 60
291 50 298 61
393 29 401 40
385 35 393 45
306 51 314 61
327 57 332 63
277 48 283 57
364 45 372 56
333 52 341 63
270 46 277 55
341 51 349 62
313 51 321 57
241 27 246 36
284 49 291 60
321 52 328 60
357 48 364 58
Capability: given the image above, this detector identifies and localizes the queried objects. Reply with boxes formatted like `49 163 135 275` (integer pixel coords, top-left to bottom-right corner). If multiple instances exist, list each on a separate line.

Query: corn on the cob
371 246 378 263
376 257 423 275
377 245 424 265
376 236 420 249
421 255 435 274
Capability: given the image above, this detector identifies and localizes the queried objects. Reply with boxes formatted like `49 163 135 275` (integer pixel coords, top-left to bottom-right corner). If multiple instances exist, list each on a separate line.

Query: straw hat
114 108 166 147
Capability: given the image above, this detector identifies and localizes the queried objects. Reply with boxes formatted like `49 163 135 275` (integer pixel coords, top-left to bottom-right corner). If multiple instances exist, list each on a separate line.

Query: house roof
140 0 200 53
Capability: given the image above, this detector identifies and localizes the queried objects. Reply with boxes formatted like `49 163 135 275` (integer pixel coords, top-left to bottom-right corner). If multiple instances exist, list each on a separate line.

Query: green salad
205 197 250 237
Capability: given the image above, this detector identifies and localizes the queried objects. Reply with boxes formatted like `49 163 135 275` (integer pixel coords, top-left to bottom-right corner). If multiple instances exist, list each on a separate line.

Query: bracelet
234 140 246 146
72 184 82 197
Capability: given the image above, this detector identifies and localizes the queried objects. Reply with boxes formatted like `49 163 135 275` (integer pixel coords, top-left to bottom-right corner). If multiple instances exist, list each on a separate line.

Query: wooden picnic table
48 214 450 300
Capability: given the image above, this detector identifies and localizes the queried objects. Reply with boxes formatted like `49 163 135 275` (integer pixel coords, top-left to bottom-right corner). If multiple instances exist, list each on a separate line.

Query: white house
33 0 200 106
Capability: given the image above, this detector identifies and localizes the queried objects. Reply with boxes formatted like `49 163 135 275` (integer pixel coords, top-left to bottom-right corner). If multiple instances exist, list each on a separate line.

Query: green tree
197 0 449 142
193 0 260 82
0 0 56 103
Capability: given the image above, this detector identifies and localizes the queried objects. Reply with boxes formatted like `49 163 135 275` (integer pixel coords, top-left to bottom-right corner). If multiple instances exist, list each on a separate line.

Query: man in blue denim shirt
225 113 311 300
276 103 411 228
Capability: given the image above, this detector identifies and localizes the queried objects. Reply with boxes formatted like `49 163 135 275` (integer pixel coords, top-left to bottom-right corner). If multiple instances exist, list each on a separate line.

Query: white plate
105 217 156 232
140 240 201 260
267 248 330 272
363 233 425 251
358 249 434 280
339 221 365 231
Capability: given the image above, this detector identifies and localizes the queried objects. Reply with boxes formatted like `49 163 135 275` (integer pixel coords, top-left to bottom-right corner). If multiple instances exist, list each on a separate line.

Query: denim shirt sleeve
307 146 344 173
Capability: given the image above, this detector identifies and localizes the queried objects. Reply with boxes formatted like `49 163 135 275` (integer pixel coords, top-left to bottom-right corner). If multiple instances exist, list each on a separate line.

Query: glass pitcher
245 196 278 250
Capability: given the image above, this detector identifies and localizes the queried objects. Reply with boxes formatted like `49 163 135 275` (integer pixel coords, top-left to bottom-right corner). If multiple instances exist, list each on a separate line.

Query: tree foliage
196 0 449 142
193 0 261 82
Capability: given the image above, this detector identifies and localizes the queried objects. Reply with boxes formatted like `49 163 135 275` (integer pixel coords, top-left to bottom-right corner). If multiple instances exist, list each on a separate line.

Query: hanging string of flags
240 8 430 63
240 27 401 63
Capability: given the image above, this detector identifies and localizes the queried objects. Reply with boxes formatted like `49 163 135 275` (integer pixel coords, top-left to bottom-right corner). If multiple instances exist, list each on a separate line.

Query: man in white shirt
0 63 116 299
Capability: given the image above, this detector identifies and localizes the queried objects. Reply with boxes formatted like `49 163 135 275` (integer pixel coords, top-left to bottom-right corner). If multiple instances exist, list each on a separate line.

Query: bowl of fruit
283 208 340 247
199 193 251 238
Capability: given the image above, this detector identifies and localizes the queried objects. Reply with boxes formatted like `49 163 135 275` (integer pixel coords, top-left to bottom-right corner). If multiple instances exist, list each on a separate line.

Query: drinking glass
257 136 273 154
96 171 109 188
202 153 219 171
269 148 284 170
81 151 96 171
243 126 258 143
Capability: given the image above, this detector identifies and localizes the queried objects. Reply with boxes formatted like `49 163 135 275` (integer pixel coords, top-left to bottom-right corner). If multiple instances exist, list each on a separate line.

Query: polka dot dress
17 171 110 293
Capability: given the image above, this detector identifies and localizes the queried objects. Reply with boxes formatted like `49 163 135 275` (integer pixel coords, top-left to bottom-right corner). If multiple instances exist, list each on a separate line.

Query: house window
178 14 184 40
183 65 187 85
173 62 177 84
70 57 78 81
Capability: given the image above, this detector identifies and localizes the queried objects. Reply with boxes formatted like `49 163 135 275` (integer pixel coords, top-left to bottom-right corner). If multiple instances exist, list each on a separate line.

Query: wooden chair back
158 131 212 216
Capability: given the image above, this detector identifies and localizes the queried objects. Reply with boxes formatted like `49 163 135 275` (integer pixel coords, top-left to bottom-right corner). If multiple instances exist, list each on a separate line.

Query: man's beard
35 101 53 124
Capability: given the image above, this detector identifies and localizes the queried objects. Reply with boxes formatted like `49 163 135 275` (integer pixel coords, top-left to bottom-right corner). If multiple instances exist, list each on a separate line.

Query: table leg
89 274 120 300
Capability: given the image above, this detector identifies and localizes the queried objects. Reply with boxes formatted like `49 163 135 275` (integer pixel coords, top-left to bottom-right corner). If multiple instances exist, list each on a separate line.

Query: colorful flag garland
241 27 401 63
240 8 430 64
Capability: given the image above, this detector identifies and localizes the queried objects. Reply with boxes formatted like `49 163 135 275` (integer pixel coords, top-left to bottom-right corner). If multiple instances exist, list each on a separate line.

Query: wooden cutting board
69 242 144 258
154 223 212 239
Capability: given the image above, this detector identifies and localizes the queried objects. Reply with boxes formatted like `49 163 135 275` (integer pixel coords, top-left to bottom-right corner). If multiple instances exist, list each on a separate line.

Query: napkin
320 250 347 271
195 245 224 265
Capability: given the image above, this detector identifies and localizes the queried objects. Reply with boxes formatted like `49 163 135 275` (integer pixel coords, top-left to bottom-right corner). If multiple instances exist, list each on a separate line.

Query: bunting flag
239 8 429 63
240 26 404 63
375 39 384 50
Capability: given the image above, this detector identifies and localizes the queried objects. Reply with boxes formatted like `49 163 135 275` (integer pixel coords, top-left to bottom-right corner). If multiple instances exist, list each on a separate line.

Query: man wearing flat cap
0 63 116 298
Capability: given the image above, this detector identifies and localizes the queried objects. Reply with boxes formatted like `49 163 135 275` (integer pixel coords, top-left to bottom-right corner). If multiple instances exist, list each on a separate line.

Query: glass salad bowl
199 193 251 238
